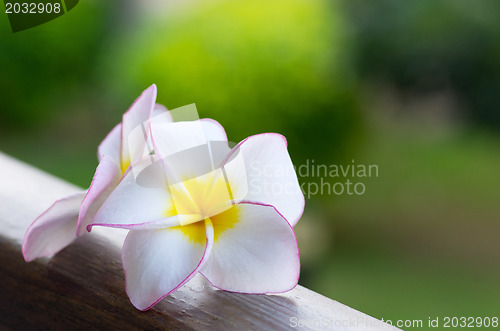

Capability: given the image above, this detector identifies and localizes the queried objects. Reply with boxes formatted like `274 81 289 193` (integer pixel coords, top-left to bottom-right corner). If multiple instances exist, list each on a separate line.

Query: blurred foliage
0 1 115 131
302 120 500 324
104 0 362 165
346 0 500 126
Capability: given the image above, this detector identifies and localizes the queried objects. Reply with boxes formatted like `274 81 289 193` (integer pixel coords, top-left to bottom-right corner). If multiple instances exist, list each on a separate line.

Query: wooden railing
0 152 400 330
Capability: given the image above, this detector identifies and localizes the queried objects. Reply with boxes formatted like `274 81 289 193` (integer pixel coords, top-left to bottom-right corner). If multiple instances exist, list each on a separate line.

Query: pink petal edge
97 123 122 163
200 200 300 294
22 191 86 262
220 133 305 227
122 221 215 311
77 156 121 236
200 118 228 142
84 160 175 232
200 201 300 294
120 84 157 166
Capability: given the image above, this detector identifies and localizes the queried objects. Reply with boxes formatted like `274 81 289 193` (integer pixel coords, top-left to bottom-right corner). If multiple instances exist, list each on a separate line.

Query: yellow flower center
165 170 240 244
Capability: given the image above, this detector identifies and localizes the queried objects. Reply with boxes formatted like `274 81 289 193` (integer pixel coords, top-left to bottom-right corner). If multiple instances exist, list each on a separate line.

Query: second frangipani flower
90 114 304 310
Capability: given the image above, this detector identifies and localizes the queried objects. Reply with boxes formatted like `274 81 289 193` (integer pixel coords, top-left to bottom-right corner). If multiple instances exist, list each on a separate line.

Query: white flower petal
152 103 170 118
222 133 304 226
201 202 300 293
150 119 227 160
89 157 176 231
127 106 174 181
122 220 214 310
199 118 228 144
150 119 229 188
77 156 122 236
97 103 169 166
121 84 157 169
97 123 121 164
22 191 87 262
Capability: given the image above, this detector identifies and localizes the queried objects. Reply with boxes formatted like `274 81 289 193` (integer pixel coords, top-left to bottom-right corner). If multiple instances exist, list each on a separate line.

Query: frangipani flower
23 84 169 261
88 119 304 310
22 85 304 312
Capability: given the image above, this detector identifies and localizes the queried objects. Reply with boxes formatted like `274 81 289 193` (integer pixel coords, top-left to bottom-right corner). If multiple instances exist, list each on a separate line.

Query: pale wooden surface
0 152 400 330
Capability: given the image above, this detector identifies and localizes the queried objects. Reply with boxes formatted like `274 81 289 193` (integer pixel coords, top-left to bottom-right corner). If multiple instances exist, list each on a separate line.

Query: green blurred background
1 0 499 327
